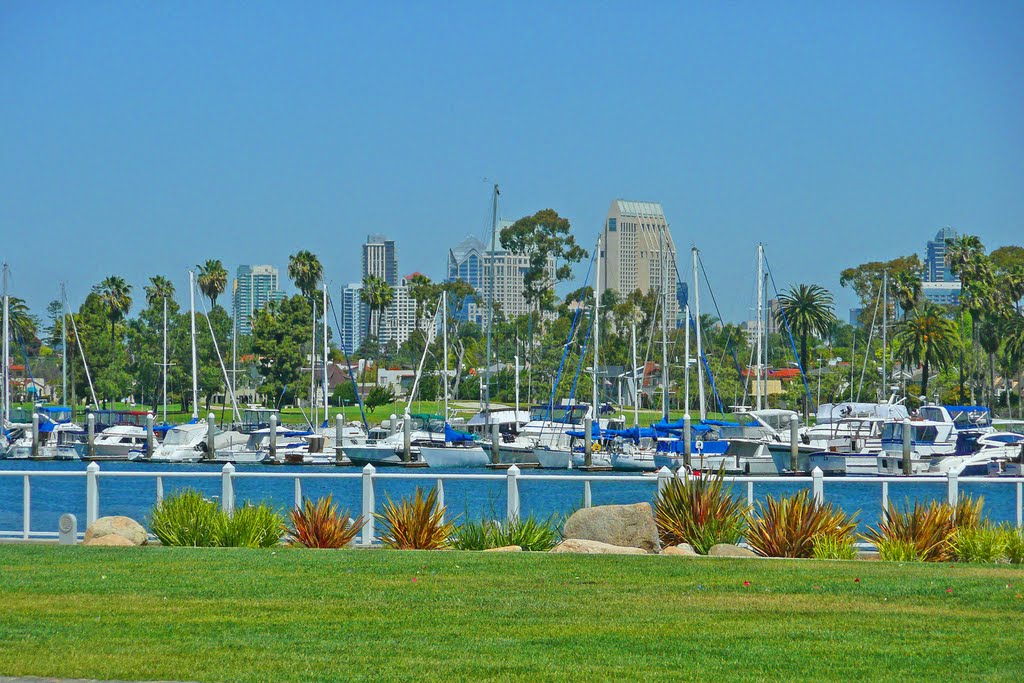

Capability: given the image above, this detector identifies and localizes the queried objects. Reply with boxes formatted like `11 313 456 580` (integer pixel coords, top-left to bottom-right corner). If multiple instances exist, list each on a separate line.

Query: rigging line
327 290 369 433
63 292 99 409
763 254 815 410
545 248 595 420
696 251 746 386
857 277 883 402
690 311 725 414
567 301 596 406
196 293 242 425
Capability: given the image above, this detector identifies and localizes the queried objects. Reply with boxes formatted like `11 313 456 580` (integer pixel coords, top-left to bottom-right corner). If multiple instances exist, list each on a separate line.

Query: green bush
453 516 560 552
811 535 858 560
950 525 1008 564
745 490 858 559
150 490 225 547
877 539 920 562
862 496 984 562
377 487 457 550
654 467 747 555
150 490 283 548
1001 525 1024 565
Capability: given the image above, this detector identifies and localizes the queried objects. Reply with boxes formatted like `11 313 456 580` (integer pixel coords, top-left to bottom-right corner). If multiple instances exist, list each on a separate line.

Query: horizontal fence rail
1 464 1023 543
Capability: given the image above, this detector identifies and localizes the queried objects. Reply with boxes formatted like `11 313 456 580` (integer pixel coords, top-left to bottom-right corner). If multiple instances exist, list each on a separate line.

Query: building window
608 218 617 232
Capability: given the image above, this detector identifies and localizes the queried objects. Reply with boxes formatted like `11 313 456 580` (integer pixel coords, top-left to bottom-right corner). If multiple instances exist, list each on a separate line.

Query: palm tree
4 297 38 341
890 270 922 319
893 303 960 399
144 276 176 308
288 251 323 302
195 260 227 308
92 276 133 347
944 234 984 279
774 284 838 381
360 275 394 346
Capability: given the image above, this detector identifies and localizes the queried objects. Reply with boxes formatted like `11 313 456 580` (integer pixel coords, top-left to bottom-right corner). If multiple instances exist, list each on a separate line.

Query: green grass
0 546 1022 681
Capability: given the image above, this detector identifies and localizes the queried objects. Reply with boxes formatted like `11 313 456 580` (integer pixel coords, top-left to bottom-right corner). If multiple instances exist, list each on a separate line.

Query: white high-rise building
379 275 436 348
233 264 286 336
599 200 678 322
339 283 364 355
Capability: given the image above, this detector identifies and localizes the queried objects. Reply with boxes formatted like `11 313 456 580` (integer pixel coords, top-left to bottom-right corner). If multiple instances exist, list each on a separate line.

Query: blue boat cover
655 439 729 455
445 424 476 443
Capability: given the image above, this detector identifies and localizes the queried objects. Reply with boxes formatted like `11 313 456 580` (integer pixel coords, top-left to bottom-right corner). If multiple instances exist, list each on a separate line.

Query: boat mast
483 183 499 415
684 303 690 417
592 233 601 420
514 351 521 416
442 288 449 425
660 229 669 420
231 280 237 424
693 246 706 421
61 282 67 406
322 282 329 426
882 270 888 400
631 320 639 427
189 270 199 419
310 288 317 429
2 263 9 423
756 243 763 411
162 293 168 425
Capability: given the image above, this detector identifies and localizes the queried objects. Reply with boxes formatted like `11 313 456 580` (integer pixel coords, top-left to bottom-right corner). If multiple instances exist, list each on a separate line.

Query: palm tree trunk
800 334 809 419
922 355 930 399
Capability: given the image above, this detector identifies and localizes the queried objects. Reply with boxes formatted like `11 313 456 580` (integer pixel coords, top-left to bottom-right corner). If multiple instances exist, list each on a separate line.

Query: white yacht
876 405 993 475
3 407 82 460
465 407 537 464
150 422 244 463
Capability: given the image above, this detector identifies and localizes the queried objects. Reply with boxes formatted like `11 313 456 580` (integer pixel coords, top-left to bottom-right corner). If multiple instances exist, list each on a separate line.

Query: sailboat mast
514 352 520 415
2 263 9 423
442 289 449 422
882 270 888 399
660 230 669 419
162 293 168 425
483 184 499 413
756 243 764 411
231 280 237 423
310 292 317 429
322 283 329 425
592 233 601 417
61 282 67 406
693 247 706 421
189 270 199 419
684 303 690 417
631 320 639 427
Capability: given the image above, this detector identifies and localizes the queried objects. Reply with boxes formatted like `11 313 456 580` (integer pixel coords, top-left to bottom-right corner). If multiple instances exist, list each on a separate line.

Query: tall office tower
362 234 398 286
339 283 364 355
922 227 962 306
599 200 679 322
233 264 285 336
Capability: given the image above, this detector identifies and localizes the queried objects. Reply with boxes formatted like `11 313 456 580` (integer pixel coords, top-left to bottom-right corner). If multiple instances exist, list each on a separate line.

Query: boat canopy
444 424 476 443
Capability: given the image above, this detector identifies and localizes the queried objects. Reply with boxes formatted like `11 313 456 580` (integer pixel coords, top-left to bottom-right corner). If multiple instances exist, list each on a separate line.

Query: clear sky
2 2 1022 324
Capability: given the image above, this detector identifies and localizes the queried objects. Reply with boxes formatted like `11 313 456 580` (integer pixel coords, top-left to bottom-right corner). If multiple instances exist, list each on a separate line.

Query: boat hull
535 448 571 470
344 444 405 465
419 446 489 468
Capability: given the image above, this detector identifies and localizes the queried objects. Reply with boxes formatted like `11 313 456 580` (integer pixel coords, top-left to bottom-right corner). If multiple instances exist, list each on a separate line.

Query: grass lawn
0 546 1021 681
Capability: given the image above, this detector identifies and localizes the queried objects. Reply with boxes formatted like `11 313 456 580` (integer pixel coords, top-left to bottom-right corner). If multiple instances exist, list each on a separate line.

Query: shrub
654 468 747 555
288 495 363 549
453 516 560 552
862 496 983 562
745 490 858 558
221 503 284 548
1000 525 1024 564
877 538 920 562
150 489 225 547
950 525 1008 564
811 534 858 560
377 487 457 550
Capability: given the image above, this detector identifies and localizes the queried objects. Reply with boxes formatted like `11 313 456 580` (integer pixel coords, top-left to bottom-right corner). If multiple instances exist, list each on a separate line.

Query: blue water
0 460 1020 535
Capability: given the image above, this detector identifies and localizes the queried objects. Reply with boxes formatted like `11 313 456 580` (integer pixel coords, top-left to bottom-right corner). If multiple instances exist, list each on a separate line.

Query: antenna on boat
62 286 99 410
322 281 329 428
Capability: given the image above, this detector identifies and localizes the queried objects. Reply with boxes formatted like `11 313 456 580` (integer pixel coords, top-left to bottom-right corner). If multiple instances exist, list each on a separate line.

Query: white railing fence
1 464 1023 543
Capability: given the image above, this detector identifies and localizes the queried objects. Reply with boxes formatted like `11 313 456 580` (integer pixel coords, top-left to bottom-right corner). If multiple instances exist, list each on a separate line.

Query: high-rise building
447 224 554 327
378 274 436 348
362 234 398 286
339 283 364 355
233 264 286 336
599 200 679 323
925 227 958 282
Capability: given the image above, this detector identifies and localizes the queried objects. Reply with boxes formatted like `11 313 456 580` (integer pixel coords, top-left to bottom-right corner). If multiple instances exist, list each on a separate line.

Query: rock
562 502 660 553
83 515 148 546
707 543 758 558
483 545 523 552
550 538 647 555
662 543 698 556
83 534 135 547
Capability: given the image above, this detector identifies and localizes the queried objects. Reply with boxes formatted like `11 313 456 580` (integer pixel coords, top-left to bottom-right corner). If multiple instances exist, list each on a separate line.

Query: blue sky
2 2 1022 324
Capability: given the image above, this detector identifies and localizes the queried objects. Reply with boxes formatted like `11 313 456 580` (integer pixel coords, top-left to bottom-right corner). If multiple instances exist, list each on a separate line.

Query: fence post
221 463 235 516
506 464 520 523
31 413 39 458
361 464 376 545
294 477 302 508
156 476 164 506
811 467 823 505
747 481 754 510
85 461 99 527
146 412 155 456
22 475 30 540
437 479 445 522
947 470 959 510
583 480 592 508
657 466 672 496
881 481 889 523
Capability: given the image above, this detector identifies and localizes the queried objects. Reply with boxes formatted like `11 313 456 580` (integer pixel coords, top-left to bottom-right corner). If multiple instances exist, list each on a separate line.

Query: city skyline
3 4 1021 324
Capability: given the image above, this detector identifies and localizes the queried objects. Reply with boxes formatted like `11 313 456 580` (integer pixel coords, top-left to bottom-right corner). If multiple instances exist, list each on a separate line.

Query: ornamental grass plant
653 467 747 555
376 487 457 550
745 490 858 558
451 516 560 551
287 495 363 549
149 489 226 547
950 525 1009 564
861 495 984 562
221 503 285 548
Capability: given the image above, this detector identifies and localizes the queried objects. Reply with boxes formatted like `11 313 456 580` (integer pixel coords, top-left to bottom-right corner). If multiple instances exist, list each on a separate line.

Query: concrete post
294 477 302 508
506 464 520 523
87 413 95 459
583 480 592 508
335 414 345 464
436 479 445 522
85 461 99 526
402 411 411 462
490 421 500 465
657 466 673 496
683 414 692 470
947 470 959 510
31 412 39 458
269 413 278 461
22 475 30 539
221 463 235 516
361 464 376 545
156 476 164 506
584 416 593 468
811 466 824 505
146 413 154 457
902 418 912 476
790 416 800 474
206 413 216 460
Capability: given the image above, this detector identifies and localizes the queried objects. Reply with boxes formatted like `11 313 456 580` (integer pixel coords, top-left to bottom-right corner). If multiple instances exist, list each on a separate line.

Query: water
0 460 1020 535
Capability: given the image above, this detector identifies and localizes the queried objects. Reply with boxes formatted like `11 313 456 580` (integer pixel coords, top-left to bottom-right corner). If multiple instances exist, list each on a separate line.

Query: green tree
890 270 922 319
288 250 323 302
360 275 394 347
195 261 227 308
144 275 176 308
251 295 312 407
893 303 960 399
408 273 436 332
92 276 133 349
774 284 837 393
839 255 922 310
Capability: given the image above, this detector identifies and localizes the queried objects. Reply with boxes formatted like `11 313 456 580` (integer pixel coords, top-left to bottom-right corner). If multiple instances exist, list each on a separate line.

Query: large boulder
550 539 647 555
483 545 523 552
83 534 135 547
83 516 148 546
562 503 660 553
662 543 698 557
708 543 758 558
